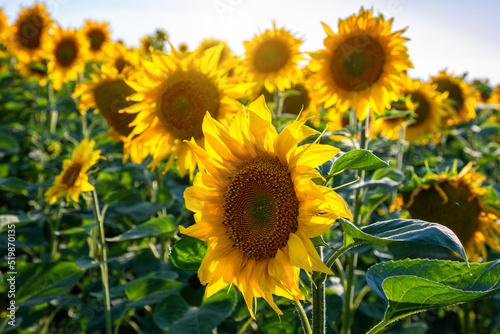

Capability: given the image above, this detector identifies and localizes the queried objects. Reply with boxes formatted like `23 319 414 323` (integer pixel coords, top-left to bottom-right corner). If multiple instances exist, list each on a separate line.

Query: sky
2 0 500 85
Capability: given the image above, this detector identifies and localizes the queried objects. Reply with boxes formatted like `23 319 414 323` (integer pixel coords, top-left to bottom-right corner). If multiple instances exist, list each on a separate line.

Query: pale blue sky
2 0 500 85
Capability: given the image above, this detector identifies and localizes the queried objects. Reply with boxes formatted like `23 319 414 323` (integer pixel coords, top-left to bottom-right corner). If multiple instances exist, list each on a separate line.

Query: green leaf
103 189 134 204
54 223 97 236
329 149 388 176
366 259 500 331
125 277 184 308
170 235 208 273
153 287 237 334
339 218 467 262
0 133 20 156
107 215 176 241
16 262 84 307
0 177 31 195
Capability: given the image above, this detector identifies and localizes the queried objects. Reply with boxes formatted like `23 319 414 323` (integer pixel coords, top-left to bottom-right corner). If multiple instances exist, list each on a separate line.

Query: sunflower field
1 3 500 334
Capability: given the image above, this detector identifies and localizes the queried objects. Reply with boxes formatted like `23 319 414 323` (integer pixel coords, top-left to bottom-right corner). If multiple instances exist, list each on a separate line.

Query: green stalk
311 247 326 334
294 300 313 334
48 203 62 261
48 82 58 133
341 110 369 334
91 189 113 334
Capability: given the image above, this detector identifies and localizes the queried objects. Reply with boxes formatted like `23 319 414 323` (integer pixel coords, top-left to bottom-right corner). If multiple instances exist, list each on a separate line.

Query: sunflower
44 138 103 205
0 8 10 45
430 70 476 125
370 95 416 141
242 22 305 93
122 44 251 179
399 162 500 261
81 20 111 61
402 78 453 142
180 96 352 317
9 3 53 63
14 60 47 86
45 27 90 90
308 7 413 121
471 80 499 106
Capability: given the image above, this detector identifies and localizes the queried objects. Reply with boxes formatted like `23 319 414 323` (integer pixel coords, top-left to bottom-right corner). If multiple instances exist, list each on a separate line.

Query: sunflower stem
274 89 285 117
48 82 58 134
341 110 369 334
91 189 113 334
312 247 326 334
294 300 312 334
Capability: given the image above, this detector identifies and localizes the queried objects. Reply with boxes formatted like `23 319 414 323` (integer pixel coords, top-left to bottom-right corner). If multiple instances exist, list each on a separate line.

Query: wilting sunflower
181 96 352 317
430 70 476 125
44 138 103 205
399 162 500 261
81 20 111 61
122 44 251 178
402 78 452 142
370 95 416 141
9 3 53 63
45 27 89 90
242 22 304 93
308 7 413 121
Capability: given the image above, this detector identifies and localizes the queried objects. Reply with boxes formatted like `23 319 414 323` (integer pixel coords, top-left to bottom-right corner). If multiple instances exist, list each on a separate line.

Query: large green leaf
366 259 500 333
170 235 208 273
15 262 84 307
329 149 388 176
107 215 176 241
0 177 31 195
339 218 467 262
153 287 237 334
125 277 184 308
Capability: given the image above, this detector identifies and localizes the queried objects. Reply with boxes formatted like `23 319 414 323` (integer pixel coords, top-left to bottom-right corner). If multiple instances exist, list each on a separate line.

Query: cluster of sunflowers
2 3 500 334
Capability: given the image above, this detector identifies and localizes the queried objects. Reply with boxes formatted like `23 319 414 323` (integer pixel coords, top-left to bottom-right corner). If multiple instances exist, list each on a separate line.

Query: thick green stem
312 247 326 334
91 190 113 334
294 300 313 334
342 110 369 334
48 82 58 134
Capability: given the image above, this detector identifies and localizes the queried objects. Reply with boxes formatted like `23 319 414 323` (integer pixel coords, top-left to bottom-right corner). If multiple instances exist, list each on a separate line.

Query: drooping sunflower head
430 70 476 125
242 22 305 92
45 27 90 90
196 39 234 65
81 20 111 61
399 161 500 261
402 77 453 143
44 138 104 205
122 44 252 178
9 3 53 62
180 96 351 317
308 7 413 121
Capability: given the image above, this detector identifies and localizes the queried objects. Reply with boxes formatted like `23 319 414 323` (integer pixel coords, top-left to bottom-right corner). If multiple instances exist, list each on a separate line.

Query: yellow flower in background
44 138 103 205
308 7 413 121
430 70 476 125
471 80 499 106
181 96 352 317
81 20 111 61
196 39 234 66
9 3 53 63
400 162 500 261
242 22 305 92
403 78 453 142
14 60 47 86
0 8 10 45
370 95 416 141
45 27 90 90
122 44 251 179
